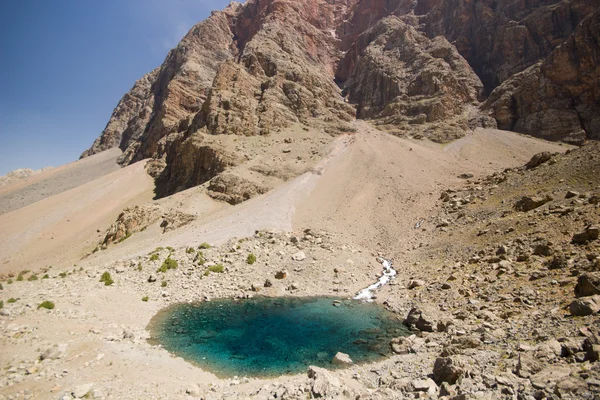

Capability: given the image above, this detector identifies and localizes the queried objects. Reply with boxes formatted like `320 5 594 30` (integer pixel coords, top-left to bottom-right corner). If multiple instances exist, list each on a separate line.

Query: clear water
148 296 408 377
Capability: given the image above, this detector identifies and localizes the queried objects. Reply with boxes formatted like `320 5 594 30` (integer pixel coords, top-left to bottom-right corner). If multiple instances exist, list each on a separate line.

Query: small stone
565 190 580 199
331 352 353 365
292 251 306 261
147 275 157 283
411 378 437 393
72 383 93 399
186 384 201 396
275 270 288 280
407 279 425 289
264 279 273 288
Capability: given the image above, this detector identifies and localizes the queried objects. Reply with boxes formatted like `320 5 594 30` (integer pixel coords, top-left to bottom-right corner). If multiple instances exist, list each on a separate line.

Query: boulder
292 251 306 261
433 357 464 384
275 270 288 280
525 152 553 169
575 272 600 297
404 306 438 332
514 195 552 212
307 366 340 398
408 279 426 289
572 226 600 244
72 383 94 399
569 295 600 316
331 352 353 365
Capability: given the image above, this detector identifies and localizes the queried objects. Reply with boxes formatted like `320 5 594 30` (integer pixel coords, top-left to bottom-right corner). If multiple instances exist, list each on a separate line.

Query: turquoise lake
148 296 408 377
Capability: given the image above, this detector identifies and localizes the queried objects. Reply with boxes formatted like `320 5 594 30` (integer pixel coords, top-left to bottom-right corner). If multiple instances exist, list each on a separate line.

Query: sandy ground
0 149 122 215
295 124 569 258
0 159 154 275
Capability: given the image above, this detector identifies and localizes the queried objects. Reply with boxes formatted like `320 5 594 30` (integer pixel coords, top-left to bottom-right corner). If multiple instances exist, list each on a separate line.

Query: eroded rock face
484 9 600 144
337 16 483 141
82 0 600 197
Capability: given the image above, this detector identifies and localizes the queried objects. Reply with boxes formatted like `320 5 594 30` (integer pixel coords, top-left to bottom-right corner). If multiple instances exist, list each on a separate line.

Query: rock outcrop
82 0 600 197
484 9 600 144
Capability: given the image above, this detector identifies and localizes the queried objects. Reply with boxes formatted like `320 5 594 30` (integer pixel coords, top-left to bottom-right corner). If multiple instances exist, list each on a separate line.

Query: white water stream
353 259 397 302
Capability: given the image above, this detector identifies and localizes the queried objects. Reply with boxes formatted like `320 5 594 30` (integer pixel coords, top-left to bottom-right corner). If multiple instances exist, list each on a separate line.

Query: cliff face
83 0 600 196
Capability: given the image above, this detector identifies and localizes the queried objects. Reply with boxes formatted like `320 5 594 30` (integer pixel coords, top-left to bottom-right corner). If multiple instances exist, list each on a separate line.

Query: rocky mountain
83 0 600 196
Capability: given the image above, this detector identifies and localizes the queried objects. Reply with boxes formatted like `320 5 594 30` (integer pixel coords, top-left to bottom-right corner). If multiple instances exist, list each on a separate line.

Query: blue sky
0 0 231 175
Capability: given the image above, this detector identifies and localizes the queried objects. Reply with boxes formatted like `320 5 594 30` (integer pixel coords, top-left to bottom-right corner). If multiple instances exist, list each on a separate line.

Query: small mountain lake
148 296 408 377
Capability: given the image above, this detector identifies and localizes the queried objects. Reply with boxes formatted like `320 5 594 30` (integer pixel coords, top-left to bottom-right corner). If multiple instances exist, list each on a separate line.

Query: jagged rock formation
83 0 600 197
484 9 600 145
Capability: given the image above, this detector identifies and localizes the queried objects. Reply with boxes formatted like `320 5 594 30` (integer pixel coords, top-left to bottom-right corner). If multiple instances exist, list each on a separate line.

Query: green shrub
16 273 24 282
142 296 149 302
59 272 67 278
0 300 3 309
137 263 143 272
186 247 195 254
150 247 164 254
161 280 167 287
42 274 49 279
0 282 3 290
100 271 114 286
7 298 17 303
166 246 175 253
7 279 13 284
208 264 224 273
198 242 211 249
195 251 206 266
150 253 159 261
38 301 55 310
28 274 38 281
157 258 178 273
247 253 257 265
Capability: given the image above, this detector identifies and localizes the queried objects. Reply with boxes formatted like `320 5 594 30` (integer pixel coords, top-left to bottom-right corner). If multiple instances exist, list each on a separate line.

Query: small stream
353 259 397 301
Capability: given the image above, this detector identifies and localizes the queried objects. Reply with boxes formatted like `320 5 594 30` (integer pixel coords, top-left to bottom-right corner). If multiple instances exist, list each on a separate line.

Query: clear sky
0 0 231 176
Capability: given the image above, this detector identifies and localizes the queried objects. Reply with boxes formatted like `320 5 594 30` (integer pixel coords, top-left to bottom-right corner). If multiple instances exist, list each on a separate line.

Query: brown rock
572 225 600 244
575 273 600 297
514 195 553 212
525 152 552 169
569 295 600 316
433 357 464 384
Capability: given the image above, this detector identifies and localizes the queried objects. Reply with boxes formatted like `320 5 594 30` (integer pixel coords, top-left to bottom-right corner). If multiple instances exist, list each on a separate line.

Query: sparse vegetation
195 251 206 266
100 271 114 286
247 253 257 265
207 264 225 273
0 300 3 309
157 258 178 273
118 232 132 243
42 274 49 279
166 246 175 252
28 274 38 281
142 296 149 302
150 247 164 254
199 242 211 249
0 283 3 290
59 272 67 278
7 298 17 303
37 301 55 310
186 247 195 254
7 279 13 284
137 263 143 271
161 280 167 287
150 253 159 261
16 273 24 282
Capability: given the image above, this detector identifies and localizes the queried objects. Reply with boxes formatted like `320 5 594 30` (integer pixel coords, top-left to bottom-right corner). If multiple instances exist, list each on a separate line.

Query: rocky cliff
83 0 600 196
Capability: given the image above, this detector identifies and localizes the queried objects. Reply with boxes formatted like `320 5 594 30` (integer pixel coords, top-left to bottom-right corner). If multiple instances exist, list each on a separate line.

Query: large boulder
569 295 600 316
433 357 464 384
575 272 600 297
514 195 552 212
